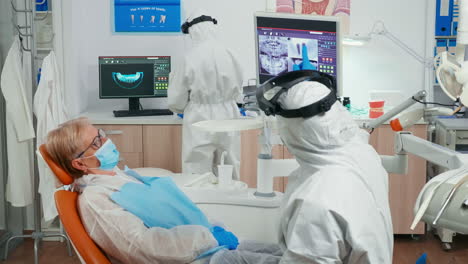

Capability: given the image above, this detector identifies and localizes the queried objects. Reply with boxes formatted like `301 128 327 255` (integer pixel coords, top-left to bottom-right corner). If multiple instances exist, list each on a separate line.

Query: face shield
256 70 337 118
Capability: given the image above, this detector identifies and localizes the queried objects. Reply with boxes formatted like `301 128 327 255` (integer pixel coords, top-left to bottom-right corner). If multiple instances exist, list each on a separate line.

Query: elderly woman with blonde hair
45 117 282 264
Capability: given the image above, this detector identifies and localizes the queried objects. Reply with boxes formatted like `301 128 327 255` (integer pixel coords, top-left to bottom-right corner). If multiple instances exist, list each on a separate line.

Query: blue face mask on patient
91 139 120 170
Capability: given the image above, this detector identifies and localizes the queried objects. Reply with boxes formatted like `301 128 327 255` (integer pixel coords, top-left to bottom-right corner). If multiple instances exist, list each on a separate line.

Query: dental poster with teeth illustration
114 0 180 32
275 0 350 34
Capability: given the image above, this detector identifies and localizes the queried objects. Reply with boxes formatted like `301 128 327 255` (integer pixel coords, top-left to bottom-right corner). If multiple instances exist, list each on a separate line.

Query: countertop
82 110 183 125
82 110 427 127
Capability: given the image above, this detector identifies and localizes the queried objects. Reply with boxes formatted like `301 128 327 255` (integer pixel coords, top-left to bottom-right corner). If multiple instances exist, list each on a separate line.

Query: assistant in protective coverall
257 70 394 263
168 9 243 179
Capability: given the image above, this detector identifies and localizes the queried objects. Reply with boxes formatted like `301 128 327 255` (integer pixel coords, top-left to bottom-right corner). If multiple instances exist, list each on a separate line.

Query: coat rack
3 1 72 263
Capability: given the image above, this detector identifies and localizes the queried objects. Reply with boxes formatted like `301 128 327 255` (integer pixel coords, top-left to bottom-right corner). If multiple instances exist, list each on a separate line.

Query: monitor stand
113 98 173 117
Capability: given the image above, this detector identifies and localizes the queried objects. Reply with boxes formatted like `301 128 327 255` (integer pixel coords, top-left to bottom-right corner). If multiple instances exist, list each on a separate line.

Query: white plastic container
217 151 233 188
218 164 233 187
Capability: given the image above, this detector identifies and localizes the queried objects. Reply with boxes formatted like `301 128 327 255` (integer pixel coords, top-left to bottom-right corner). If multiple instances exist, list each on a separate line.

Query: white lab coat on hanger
0 37 35 207
34 51 68 222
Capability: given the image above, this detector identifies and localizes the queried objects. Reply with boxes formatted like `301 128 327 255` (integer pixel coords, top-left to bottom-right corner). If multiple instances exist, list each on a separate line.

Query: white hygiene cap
184 8 216 41
277 81 331 110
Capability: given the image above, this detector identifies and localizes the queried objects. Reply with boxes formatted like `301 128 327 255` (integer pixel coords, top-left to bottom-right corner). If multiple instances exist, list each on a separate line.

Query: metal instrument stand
3 1 72 263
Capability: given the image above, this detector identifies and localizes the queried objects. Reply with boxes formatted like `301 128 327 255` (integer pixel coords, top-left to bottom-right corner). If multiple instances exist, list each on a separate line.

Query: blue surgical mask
90 139 120 170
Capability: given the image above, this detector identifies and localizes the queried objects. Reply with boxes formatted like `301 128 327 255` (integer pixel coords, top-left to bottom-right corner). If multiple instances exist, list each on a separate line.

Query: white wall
343 0 431 107
62 0 432 115
62 0 267 116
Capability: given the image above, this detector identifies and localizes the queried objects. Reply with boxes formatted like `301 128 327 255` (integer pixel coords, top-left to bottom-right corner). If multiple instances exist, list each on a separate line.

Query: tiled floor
3 240 80 264
3 232 468 264
393 232 468 264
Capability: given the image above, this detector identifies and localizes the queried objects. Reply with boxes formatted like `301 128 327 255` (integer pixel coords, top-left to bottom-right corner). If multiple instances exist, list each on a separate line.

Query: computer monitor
99 56 171 115
254 12 342 95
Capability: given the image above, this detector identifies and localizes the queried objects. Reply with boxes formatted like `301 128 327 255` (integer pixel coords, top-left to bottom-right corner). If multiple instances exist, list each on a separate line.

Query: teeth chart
114 0 180 32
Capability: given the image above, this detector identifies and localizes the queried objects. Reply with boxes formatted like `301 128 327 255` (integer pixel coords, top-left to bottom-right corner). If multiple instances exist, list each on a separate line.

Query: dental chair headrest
39 144 74 185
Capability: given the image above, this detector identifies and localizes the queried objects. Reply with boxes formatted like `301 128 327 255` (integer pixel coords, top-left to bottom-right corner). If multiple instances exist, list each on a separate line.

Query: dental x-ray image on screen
259 35 318 76
255 12 341 91
100 63 154 97
99 56 171 99
112 71 145 89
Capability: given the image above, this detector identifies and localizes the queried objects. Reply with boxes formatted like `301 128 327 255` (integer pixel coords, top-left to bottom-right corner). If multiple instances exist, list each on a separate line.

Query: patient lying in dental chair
45 117 282 264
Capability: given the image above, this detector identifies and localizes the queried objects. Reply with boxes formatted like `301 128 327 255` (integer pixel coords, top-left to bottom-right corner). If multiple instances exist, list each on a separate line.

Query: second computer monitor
99 56 170 99
254 12 341 95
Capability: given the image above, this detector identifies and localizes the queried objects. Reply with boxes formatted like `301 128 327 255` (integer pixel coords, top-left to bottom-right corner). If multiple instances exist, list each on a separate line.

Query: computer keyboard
113 109 173 117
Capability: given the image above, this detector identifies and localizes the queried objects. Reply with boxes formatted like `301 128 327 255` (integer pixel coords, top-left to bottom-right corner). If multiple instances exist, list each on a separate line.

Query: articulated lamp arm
365 90 427 130
364 89 466 174
382 131 468 175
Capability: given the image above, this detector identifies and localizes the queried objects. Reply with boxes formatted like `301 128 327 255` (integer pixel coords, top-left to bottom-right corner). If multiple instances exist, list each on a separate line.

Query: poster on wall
114 0 181 32
275 0 350 34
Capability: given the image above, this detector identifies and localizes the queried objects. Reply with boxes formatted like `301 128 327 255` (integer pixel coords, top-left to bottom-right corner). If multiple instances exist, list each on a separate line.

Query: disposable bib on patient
110 169 211 229
111 168 239 257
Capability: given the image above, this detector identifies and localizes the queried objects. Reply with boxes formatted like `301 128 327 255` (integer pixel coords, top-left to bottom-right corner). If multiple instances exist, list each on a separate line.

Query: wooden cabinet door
240 129 284 192
370 125 427 234
94 125 143 169
94 125 143 152
283 147 294 191
143 125 182 173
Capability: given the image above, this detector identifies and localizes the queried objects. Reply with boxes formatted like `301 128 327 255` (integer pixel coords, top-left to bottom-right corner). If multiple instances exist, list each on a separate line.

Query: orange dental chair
38 144 111 264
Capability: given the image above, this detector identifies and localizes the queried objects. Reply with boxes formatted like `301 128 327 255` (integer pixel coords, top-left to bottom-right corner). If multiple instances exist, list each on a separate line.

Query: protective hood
277 81 367 170
186 9 217 42
276 82 394 264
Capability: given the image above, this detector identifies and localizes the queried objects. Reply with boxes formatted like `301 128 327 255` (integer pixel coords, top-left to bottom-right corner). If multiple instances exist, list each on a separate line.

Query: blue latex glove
292 43 316 71
239 108 246 116
177 113 184 118
210 226 239 250
111 168 211 229
415 253 427 264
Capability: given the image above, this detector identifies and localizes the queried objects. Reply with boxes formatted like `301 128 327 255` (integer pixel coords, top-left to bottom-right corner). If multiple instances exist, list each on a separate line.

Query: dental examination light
433 0 468 107
342 21 458 128
360 89 468 246
435 51 468 108
343 21 434 69
343 18 466 107
386 0 468 132
351 1 468 250
341 35 371 47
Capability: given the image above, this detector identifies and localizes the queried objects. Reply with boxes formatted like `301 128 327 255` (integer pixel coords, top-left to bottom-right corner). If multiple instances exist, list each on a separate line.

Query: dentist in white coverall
168 9 243 179
276 81 394 263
